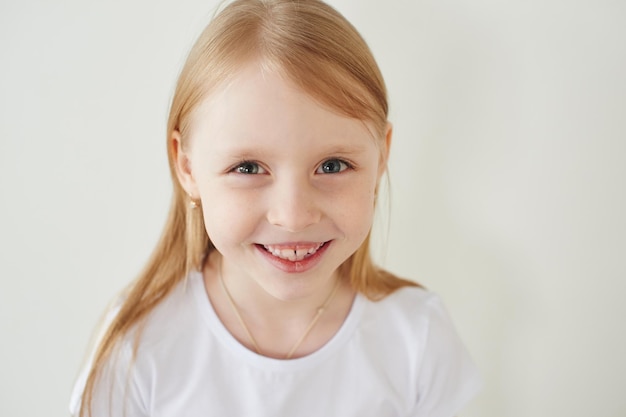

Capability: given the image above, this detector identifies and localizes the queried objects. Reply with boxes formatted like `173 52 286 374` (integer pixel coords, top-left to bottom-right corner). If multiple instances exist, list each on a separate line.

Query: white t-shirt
70 271 481 417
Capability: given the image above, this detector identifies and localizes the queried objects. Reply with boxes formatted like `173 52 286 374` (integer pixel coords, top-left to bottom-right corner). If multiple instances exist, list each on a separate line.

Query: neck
203 251 354 358
216 252 342 321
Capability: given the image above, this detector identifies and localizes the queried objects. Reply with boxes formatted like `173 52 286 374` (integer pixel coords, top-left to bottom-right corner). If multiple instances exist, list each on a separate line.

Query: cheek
198 185 262 247
332 179 377 236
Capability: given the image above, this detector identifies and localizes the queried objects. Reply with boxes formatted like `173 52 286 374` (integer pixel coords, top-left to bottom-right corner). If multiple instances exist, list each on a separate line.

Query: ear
378 122 393 178
171 130 199 199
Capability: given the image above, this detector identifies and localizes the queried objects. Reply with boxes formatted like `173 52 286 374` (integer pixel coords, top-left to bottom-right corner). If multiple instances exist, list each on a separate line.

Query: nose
266 176 322 232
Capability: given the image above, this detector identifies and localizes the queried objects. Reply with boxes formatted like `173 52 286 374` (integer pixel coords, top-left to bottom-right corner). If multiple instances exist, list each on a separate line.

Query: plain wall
0 0 624 416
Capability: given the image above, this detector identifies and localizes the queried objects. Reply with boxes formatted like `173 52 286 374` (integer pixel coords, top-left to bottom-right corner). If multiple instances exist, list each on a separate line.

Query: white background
1 0 625 416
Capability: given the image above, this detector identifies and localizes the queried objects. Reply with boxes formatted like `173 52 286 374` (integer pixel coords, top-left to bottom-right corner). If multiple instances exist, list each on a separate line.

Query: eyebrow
216 147 275 161
216 142 370 158
321 144 370 154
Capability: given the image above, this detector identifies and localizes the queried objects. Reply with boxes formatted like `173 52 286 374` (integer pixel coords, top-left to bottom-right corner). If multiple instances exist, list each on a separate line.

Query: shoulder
364 285 475 367
374 287 482 417
379 285 438 311
96 272 205 379
70 272 207 416
360 285 443 334
355 285 460 374
350 285 481 416
129 272 205 356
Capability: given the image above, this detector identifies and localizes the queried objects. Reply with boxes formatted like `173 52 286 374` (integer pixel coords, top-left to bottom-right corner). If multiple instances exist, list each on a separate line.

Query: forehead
186 63 377 152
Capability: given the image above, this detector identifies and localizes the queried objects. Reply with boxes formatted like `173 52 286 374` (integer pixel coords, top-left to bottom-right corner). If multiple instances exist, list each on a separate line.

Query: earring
189 194 198 209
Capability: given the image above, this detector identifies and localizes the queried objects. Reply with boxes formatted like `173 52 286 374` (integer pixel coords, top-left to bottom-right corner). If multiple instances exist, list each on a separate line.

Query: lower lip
255 241 331 273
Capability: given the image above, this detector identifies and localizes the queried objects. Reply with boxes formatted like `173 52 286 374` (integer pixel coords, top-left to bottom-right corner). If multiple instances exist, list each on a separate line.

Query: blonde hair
79 0 417 415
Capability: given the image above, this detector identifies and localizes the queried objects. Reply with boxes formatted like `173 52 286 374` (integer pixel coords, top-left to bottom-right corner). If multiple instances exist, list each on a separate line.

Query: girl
71 0 481 416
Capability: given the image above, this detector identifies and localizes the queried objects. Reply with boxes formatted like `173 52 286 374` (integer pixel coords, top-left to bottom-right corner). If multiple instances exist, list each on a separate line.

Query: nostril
265 183 322 231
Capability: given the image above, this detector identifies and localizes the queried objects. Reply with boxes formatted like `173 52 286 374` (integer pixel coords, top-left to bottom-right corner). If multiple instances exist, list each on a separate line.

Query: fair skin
173 61 391 359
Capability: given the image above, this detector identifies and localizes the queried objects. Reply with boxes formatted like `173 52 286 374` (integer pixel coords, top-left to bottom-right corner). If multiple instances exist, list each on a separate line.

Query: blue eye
317 159 349 174
233 161 264 174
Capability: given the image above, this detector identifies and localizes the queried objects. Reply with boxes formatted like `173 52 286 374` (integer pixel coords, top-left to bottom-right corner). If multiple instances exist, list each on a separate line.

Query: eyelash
229 158 353 175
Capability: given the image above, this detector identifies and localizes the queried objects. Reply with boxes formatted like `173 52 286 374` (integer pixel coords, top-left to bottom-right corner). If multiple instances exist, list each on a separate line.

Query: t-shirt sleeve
410 296 482 417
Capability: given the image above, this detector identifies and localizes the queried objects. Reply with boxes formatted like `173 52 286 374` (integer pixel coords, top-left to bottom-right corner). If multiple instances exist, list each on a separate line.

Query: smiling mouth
261 242 327 262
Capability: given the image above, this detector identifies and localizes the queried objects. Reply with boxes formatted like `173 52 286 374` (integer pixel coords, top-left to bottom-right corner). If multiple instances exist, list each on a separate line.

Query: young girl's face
176 62 390 301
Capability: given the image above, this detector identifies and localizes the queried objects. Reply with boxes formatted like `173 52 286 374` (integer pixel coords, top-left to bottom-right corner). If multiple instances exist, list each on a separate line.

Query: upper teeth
263 243 324 261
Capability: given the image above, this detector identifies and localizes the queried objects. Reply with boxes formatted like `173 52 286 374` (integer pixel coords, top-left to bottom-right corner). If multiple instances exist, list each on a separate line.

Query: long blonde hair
79 0 417 415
